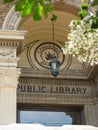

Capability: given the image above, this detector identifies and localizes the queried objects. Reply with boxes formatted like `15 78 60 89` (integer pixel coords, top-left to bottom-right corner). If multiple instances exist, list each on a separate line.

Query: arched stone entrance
0 0 98 126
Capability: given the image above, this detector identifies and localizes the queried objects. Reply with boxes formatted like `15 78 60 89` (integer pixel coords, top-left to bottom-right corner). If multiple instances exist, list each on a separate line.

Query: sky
20 111 72 126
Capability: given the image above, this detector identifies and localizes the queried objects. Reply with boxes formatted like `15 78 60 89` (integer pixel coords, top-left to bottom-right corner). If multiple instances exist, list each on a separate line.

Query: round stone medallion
25 41 72 70
34 42 65 69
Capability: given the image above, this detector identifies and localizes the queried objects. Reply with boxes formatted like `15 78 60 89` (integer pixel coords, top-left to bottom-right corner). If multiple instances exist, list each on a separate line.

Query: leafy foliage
4 0 14 3
77 0 98 29
3 0 57 21
3 0 98 22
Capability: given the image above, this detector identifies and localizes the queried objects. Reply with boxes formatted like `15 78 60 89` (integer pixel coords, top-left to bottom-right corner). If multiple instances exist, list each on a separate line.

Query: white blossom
62 18 98 66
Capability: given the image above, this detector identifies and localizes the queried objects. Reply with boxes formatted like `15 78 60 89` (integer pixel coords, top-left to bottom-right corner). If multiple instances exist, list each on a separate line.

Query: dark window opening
17 104 85 126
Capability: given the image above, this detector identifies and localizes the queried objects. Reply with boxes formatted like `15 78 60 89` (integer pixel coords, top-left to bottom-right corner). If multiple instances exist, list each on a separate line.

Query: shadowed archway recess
17 2 90 79
2 0 98 79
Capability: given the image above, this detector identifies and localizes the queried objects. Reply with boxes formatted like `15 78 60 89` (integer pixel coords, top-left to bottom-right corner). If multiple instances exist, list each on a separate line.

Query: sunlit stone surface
0 124 98 130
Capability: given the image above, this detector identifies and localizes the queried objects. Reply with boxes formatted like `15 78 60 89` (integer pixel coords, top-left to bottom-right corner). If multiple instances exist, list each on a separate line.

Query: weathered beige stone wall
0 1 14 28
0 0 98 127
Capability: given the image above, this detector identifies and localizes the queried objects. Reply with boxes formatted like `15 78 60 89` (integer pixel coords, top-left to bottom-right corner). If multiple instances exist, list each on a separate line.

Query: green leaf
21 4 33 16
43 5 53 19
81 4 88 10
33 6 43 20
78 10 87 20
74 19 79 25
15 0 25 11
3 0 56 21
47 0 51 1
16 0 38 17
96 10 98 17
91 17 98 29
51 14 57 21
4 0 14 3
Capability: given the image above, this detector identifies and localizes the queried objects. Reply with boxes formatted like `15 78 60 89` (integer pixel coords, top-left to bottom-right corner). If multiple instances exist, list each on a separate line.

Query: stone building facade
0 0 98 127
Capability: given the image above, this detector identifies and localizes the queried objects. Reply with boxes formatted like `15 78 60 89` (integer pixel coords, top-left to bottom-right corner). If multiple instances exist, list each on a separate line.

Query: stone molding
0 46 17 58
0 38 20 67
0 49 14 57
2 6 22 30
0 29 27 56
0 41 21 59
0 29 27 40
17 92 94 106
19 78 90 86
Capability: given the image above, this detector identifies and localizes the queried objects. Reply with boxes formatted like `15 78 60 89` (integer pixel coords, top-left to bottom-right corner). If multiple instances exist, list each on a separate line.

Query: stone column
84 104 96 126
84 77 98 127
0 30 27 125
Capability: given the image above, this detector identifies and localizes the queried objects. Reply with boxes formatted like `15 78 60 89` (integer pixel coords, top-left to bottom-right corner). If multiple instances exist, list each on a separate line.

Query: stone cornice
0 29 27 56
19 77 90 86
0 29 27 40
20 69 89 79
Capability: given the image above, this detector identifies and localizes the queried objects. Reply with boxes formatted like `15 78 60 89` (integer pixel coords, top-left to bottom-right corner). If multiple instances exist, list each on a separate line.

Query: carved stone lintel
0 44 20 67
0 48 16 58
0 30 27 57
0 50 13 57
0 67 21 87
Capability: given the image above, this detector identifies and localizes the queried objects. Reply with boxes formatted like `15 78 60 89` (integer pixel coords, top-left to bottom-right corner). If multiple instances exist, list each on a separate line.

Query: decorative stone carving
18 41 72 70
0 41 20 67
0 48 15 58
2 6 22 30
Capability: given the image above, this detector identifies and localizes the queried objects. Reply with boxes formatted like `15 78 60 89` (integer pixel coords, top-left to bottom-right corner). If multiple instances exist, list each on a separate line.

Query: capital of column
0 29 27 88
0 46 20 67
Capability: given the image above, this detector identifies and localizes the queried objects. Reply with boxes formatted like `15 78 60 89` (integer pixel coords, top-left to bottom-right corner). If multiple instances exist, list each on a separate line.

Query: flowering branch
62 0 98 66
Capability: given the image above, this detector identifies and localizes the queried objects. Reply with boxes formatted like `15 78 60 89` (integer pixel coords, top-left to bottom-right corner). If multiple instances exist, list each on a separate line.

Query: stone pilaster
0 67 20 125
0 29 27 125
84 78 98 127
84 104 97 126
